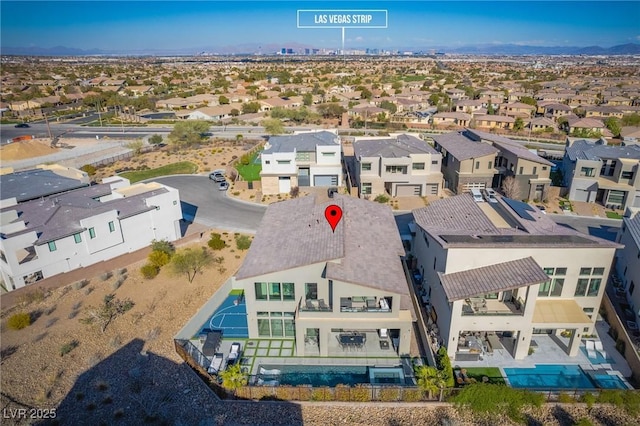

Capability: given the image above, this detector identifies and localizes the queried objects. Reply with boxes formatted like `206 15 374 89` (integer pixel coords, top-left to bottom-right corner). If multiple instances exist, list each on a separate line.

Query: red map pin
324 204 343 233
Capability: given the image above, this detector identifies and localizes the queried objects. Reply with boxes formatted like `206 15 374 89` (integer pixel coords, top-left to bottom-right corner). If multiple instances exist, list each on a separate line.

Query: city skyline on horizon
1 1 639 54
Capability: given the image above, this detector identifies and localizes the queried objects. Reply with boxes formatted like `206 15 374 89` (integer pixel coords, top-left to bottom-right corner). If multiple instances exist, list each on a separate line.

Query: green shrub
378 387 401 402
436 347 455 388
351 384 372 402
310 387 333 401
334 384 350 401
140 264 160 279
450 383 544 423
581 392 596 409
7 312 31 330
558 392 575 403
148 250 170 267
80 164 97 176
150 239 175 256
296 385 312 401
208 233 228 250
374 194 389 203
60 340 79 356
402 388 424 402
235 235 252 250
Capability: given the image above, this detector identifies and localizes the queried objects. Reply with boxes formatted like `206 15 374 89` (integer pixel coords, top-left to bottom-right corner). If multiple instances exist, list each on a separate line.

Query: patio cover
532 300 592 327
437 257 549 302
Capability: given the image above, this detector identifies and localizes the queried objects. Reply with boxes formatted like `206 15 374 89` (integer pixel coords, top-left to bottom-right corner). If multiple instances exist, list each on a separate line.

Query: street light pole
96 99 103 127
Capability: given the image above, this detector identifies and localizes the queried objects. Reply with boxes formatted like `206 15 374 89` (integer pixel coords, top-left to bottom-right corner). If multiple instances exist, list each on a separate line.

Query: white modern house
411 193 620 361
353 133 443 197
230 195 415 357
260 130 342 195
0 178 183 292
615 207 640 322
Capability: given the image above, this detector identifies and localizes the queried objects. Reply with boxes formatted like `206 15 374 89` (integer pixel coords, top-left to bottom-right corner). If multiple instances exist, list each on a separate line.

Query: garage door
426 184 439 195
395 185 422 196
462 182 486 191
278 177 291 193
313 175 338 186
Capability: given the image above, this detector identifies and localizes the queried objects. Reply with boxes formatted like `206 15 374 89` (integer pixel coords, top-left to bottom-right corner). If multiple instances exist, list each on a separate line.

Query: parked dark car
327 187 338 198
14 123 30 128
218 181 229 191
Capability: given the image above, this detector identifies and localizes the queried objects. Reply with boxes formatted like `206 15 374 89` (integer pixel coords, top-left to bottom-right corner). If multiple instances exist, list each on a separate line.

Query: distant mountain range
2 43 640 56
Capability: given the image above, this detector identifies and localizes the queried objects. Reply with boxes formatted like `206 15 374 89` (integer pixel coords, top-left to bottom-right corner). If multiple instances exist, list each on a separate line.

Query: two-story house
432 132 499 193
260 130 342 195
0 179 183 292
563 138 640 210
353 134 443 198
412 194 620 360
462 129 554 201
232 195 415 356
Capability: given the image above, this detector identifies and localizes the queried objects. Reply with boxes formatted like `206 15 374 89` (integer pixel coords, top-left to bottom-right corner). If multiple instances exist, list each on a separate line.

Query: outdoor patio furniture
259 367 281 376
257 378 279 386
379 340 390 349
207 353 224 374
585 340 597 359
201 330 222 357
339 333 365 348
228 342 242 364
319 299 329 309
594 341 608 359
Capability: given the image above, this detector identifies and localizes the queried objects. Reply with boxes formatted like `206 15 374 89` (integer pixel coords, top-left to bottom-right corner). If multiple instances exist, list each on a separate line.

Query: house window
580 267 592 276
269 282 281 300
48 241 57 252
361 163 372 171
305 283 318 300
282 282 295 300
533 166 537 175
622 171 634 180
108 221 115 232
255 282 268 300
555 267 567 276
257 312 295 338
321 152 335 157
488 161 492 169
276 160 291 165
587 278 601 297
583 307 595 313
592 267 604 276
73 233 82 244
519 166 523 174
265 160 270 164
296 152 311 161
475 161 480 170
575 278 589 296
542 166 548 171
550 279 564 297
431 160 438 165
385 165 407 174
579 167 595 177
412 163 425 170
89 227 96 239
538 280 551 297
361 182 372 195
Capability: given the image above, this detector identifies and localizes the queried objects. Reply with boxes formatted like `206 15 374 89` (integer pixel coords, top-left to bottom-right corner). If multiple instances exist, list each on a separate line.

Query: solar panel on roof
502 198 535 221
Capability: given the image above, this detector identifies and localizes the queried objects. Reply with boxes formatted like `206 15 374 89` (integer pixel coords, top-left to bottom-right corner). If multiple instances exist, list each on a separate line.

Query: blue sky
1 1 639 52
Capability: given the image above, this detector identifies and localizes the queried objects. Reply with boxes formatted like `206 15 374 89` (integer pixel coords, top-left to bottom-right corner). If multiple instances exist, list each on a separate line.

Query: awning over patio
532 300 592 326
438 256 549 302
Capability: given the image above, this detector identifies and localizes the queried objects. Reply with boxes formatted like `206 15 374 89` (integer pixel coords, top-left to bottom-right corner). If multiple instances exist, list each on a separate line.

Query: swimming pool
503 364 629 390
258 365 405 387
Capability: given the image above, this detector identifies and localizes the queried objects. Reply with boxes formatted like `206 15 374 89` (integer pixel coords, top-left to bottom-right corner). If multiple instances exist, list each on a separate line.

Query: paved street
152 175 266 233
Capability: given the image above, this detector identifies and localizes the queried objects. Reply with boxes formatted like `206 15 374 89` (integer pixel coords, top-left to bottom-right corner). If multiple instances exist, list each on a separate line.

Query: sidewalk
0 222 209 311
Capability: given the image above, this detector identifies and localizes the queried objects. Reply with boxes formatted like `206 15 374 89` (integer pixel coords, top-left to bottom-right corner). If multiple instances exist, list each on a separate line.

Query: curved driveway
152 175 266 233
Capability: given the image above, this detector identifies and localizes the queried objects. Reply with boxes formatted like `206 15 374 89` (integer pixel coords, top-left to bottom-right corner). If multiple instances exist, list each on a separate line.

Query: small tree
501 176 521 199
219 364 247 392
149 134 163 145
289 186 300 198
170 247 213 283
219 95 230 105
148 250 170 268
261 118 284 135
140 264 160 279
81 294 134 333
414 366 446 399
302 93 313 106
513 117 524 132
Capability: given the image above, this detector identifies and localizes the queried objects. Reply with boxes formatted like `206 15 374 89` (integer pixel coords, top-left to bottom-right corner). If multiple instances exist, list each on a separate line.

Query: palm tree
415 366 446 400
219 364 248 394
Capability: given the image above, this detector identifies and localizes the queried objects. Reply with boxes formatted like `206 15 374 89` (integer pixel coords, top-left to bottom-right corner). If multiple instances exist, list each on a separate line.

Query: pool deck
453 320 632 380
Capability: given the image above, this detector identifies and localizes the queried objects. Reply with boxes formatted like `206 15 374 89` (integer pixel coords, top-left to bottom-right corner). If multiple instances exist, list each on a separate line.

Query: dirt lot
0 139 60 161
0 233 248 425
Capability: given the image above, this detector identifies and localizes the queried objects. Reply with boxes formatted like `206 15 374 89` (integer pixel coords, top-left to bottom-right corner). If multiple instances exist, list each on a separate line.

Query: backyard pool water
259 365 405 387
503 364 628 389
